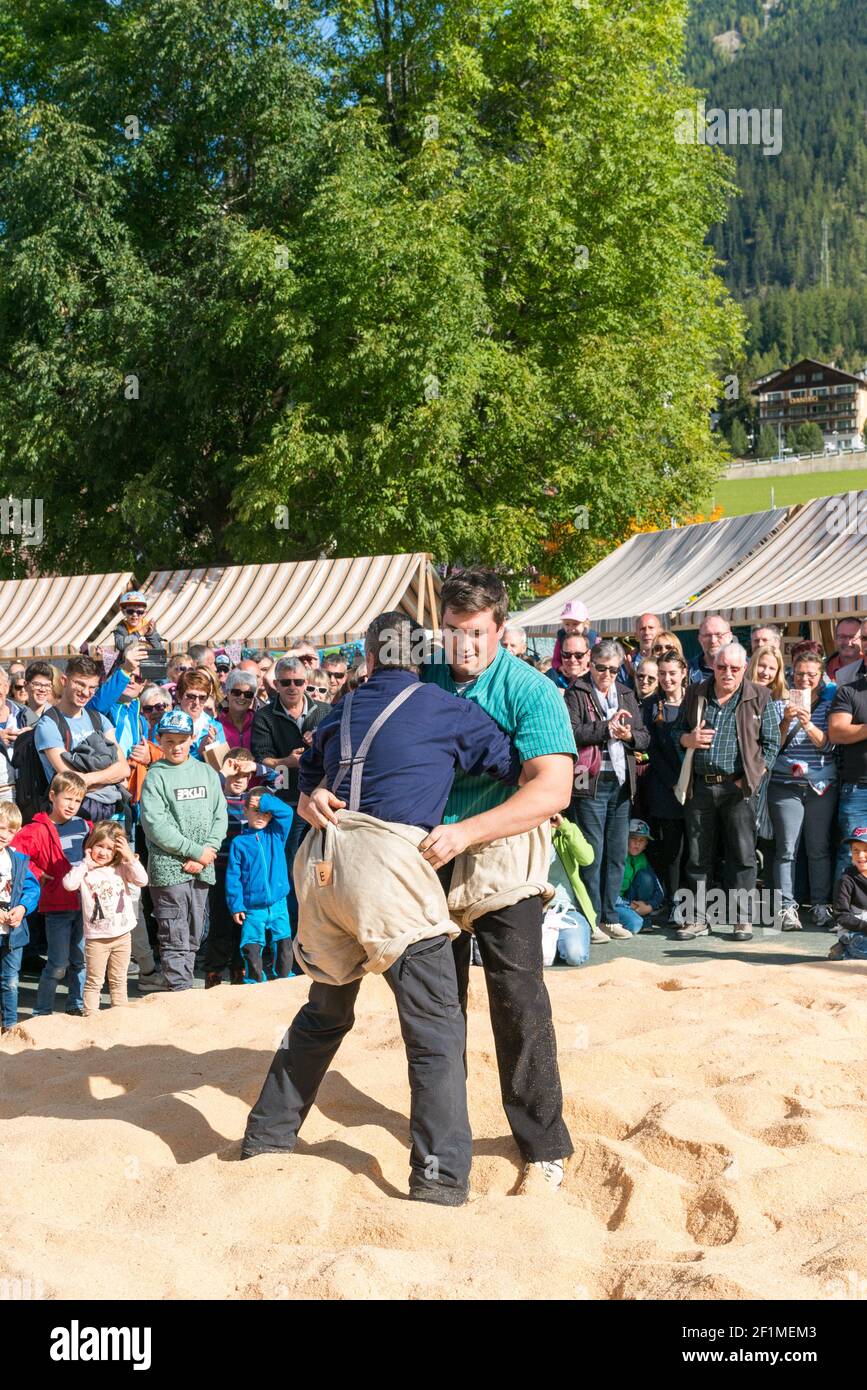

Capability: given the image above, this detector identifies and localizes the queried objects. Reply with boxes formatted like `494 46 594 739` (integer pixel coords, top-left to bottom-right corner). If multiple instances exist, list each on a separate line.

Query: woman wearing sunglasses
565 639 649 943
217 670 260 748
176 669 223 759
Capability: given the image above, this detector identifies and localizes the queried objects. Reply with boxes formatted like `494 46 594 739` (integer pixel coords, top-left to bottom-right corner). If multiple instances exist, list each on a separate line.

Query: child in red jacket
13 771 91 1017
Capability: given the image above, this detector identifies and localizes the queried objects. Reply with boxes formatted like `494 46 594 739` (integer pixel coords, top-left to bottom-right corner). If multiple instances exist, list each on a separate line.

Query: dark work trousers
243 935 472 1195
134 822 159 957
449 891 573 1165
204 865 243 977
243 937 294 982
684 779 758 925
647 816 687 903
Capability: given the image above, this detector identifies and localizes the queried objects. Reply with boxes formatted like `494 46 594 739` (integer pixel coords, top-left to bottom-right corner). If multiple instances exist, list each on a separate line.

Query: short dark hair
322 654 347 671
66 655 101 680
440 569 509 626
365 612 426 671
25 660 53 683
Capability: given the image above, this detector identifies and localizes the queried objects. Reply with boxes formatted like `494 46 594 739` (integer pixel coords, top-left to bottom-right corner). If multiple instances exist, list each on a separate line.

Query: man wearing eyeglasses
673 642 780 943
251 656 330 918
16 662 56 729
322 654 348 696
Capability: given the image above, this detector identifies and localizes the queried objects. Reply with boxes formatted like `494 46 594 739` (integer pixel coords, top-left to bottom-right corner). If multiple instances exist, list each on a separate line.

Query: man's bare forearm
458 758 573 848
828 718 867 745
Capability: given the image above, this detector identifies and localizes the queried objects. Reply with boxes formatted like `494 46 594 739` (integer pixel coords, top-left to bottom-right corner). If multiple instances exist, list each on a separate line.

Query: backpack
12 706 103 824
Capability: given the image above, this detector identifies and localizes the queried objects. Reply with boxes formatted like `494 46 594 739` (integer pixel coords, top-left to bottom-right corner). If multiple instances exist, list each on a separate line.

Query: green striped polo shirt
422 645 577 823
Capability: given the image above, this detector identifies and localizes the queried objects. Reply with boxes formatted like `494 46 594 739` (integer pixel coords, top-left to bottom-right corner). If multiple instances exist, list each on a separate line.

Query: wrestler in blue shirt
299 667 520 831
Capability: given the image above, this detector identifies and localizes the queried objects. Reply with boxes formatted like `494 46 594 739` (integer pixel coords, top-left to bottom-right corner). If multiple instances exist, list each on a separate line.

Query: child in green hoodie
615 819 665 935
139 711 227 991
543 814 596 967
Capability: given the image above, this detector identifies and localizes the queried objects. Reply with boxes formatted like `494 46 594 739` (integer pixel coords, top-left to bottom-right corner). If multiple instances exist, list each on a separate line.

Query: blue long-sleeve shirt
298 668 521 831
225 794 294 912
88 667 130 717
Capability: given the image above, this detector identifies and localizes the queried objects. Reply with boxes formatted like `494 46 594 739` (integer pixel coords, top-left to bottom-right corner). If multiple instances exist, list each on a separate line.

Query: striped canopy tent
679 491 867 644
0 572 134 659
512 509 791 636
92 553 440 653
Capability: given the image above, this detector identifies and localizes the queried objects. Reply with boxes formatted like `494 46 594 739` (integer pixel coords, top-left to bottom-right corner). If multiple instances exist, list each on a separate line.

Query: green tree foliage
0 0 741 584
685 0 867 378
727 418 749 456
755 423 781 458
789 421 825 454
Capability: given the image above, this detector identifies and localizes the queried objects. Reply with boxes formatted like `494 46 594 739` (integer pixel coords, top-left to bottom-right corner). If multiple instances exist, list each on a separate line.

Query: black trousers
452 894 573 1164
647 815 687 902
204 869 243 976
685 780 758 924
243 934 471 1194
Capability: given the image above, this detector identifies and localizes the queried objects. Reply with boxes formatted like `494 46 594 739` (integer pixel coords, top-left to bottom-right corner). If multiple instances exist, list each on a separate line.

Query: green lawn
709 466 867 516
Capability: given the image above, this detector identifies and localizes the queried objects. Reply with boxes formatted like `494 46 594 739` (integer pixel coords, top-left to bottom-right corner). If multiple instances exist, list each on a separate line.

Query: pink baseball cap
560 600 589 623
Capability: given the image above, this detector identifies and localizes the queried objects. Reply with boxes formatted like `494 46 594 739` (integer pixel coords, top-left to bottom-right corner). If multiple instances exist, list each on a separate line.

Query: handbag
574 692 603 787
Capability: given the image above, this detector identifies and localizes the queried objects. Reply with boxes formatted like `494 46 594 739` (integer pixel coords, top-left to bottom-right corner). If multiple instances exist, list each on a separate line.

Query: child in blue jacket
0 802 43 1031
225 790 295 982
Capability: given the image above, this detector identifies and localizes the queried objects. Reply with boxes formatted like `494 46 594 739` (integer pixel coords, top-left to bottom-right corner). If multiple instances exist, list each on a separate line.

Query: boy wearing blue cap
139 710 228 989
225 789 295 982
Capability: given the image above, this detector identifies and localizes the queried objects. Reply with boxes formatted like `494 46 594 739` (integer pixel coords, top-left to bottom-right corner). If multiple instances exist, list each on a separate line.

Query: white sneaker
604 922 634 939
590 924 611 943
525 1159 565 1190
777 905 802 932
137 971 168 992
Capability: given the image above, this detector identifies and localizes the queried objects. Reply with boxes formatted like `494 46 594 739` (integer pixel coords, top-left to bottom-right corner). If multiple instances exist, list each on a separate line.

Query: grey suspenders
330 683 422 811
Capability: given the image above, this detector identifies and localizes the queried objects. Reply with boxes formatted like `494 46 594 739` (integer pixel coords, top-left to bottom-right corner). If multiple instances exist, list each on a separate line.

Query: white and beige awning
680 491 867 625
513 509 790 635
91 553 440 652
0 572 134 659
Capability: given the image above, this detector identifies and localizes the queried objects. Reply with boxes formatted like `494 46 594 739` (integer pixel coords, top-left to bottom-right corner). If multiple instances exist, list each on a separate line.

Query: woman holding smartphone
767 650 837 931
565 639 649 942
